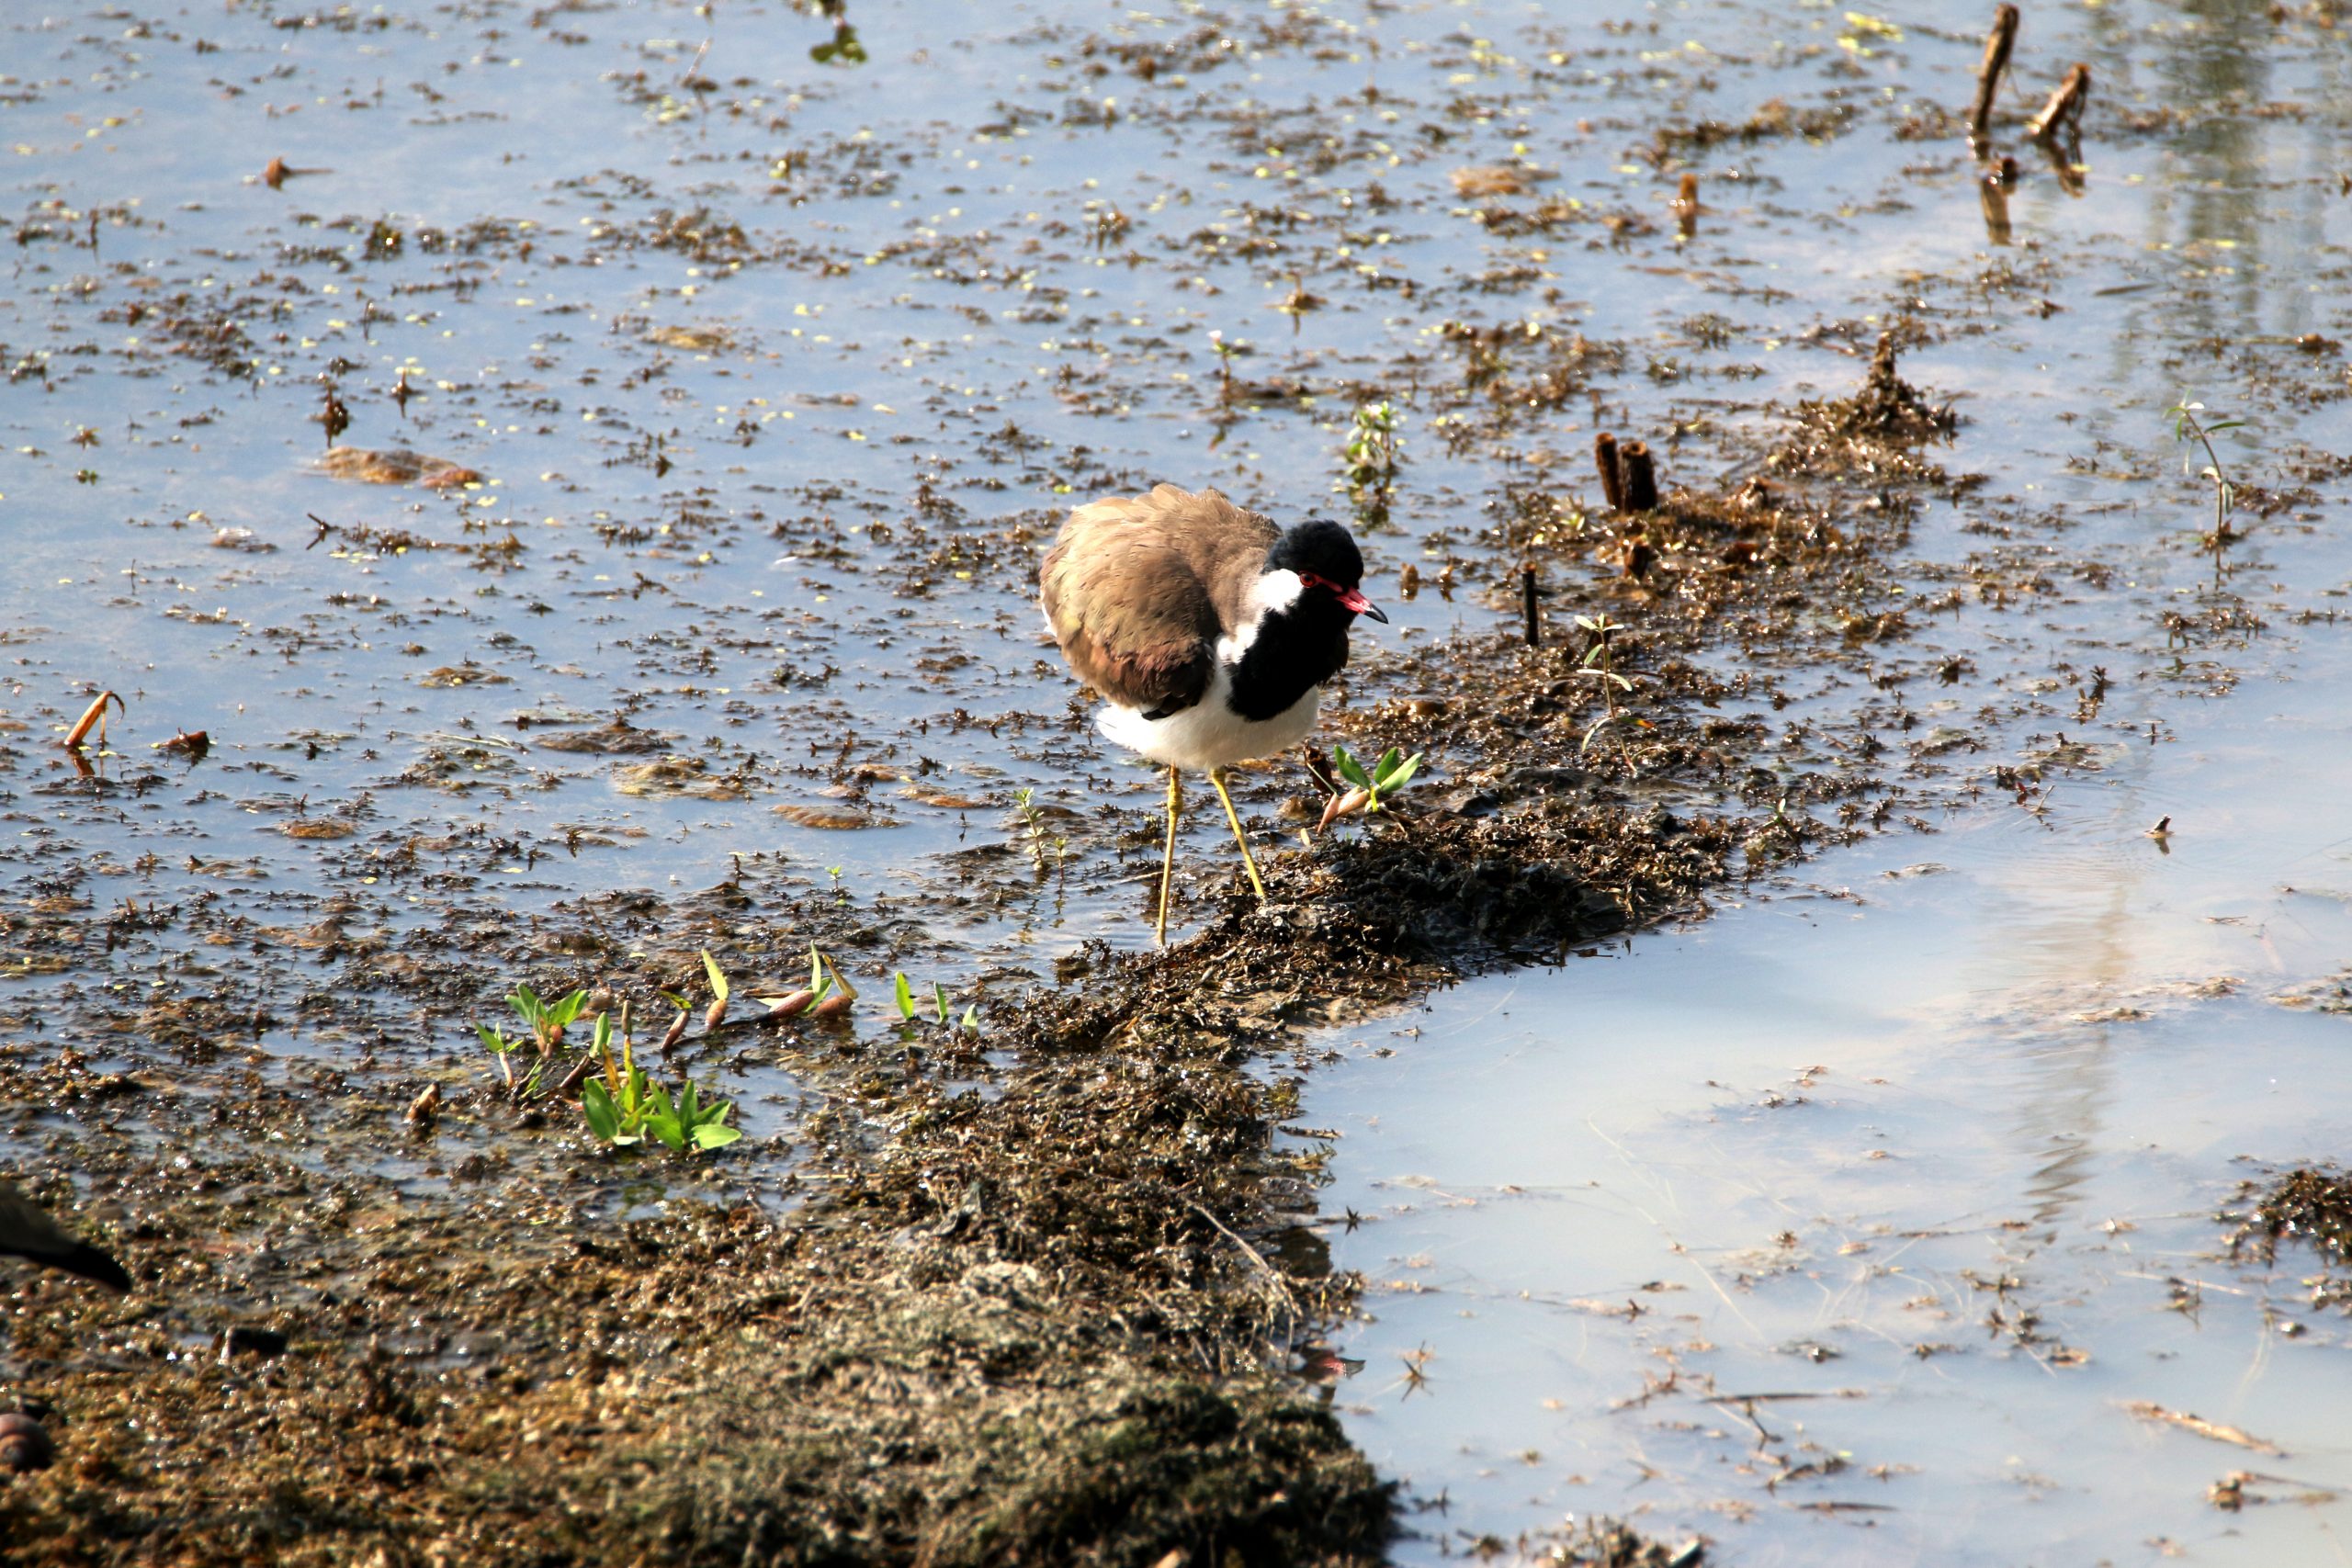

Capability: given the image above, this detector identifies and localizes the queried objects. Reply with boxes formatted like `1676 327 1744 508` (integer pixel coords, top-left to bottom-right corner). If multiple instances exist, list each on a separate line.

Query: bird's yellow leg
1208 766 1268 903
1156 765 1182 947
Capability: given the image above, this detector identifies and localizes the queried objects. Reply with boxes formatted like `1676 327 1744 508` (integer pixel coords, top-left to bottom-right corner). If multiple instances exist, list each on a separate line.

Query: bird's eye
1296 570 1333 593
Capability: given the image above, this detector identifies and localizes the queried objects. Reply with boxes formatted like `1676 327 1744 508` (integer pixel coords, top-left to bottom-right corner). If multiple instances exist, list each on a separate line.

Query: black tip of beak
1361 602 1389 625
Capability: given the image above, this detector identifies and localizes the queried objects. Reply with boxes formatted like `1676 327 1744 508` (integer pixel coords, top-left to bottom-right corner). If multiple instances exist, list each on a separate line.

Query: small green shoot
1209 329 1249 402
1573 614 1632 715
1013 786 1051 868
1321 743 1424 831
581 1010 741 1153
505 983 589 1054
1340 400 1405 525
476 1021 522 1092
1335 743 1422 806
2169 397 2245 580
887 969 979 1036
644 1079 743 1152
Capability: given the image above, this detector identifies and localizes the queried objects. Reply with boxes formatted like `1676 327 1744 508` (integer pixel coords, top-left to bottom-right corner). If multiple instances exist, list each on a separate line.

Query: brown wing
1039 484 1277 716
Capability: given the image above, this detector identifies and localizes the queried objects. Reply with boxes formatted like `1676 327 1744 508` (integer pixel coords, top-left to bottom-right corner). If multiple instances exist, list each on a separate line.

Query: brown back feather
1039 484 1278 714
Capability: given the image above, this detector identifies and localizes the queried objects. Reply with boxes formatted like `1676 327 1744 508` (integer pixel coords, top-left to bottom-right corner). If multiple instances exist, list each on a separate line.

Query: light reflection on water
1311 0 2352 1554
1319 694 2352 1561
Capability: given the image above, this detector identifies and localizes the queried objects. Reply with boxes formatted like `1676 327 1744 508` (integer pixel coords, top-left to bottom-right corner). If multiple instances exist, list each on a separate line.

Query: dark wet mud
4 0 2347 1561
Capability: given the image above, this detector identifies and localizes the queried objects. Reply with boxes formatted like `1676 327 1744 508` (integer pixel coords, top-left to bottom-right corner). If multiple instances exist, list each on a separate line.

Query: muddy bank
0 322 1951 1563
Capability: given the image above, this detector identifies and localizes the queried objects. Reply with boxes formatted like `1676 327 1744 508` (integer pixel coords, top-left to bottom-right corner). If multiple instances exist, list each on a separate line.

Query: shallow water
1312 1 2352 1559
1321 643 2352 1562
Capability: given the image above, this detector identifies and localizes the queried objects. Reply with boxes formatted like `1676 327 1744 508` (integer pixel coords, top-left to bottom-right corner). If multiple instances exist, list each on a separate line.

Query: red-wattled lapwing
0 1178 130 1292
1041 483 1386 944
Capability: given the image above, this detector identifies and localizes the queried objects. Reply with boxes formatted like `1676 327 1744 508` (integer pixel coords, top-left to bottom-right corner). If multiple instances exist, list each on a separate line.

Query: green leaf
553 990 591 1029
1332 745 1371 790
893 971 917 1021
1377 752 1422 793
959 1004 980 1033
476 1023 512 1055
933 981 951 1025
592 1012 612 1054
582 1080 619 1142
693 1122 744 1151
702 949 729 1004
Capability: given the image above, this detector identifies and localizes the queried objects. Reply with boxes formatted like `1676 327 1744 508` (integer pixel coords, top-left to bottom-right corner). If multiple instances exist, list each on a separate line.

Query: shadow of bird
0 1179 130 1292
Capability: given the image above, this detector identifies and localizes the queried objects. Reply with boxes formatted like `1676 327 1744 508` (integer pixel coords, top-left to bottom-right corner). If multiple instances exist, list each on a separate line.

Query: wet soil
3 0 2343 1561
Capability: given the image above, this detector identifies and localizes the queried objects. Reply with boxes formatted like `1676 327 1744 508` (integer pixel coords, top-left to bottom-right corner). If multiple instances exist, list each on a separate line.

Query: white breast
1095 660 1324 772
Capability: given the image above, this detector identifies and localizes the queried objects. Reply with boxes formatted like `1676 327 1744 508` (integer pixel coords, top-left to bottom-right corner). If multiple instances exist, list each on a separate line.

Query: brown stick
1619 441 1658 511
1970 5 2020 145
2026 62 2091 143
1521 565 1541 648
1593 432 1624 511
62 690 123 750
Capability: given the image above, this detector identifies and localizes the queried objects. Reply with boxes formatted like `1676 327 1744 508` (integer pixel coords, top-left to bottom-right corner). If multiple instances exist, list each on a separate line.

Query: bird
0 1178 131 1292
1040 483 1386 943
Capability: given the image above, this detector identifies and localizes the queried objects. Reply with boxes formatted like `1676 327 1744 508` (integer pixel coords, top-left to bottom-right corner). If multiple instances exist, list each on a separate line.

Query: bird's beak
1339 586 1387 623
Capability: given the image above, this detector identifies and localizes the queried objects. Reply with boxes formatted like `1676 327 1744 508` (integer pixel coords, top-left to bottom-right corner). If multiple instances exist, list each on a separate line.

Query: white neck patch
1247 568 1306 621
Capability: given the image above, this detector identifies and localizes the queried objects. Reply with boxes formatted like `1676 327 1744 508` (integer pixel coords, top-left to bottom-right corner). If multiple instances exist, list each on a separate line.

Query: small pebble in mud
0 1414 53 1473
319 447 482 489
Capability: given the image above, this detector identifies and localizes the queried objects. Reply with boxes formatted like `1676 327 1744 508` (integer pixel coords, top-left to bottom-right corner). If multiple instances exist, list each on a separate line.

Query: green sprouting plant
1574 614 1632 715
2169 398 2245 578
582 1010 742 1153
1335 743 1421 808
475 1021 526 1093
1209 330 1249 402
1578 708 1657 761
479 982 590 1094
1319 743 1423 833
1340 400 1405 524
507 983 589 1053
891 971 982 1034
1013 786 1050 868
756 943 859 1021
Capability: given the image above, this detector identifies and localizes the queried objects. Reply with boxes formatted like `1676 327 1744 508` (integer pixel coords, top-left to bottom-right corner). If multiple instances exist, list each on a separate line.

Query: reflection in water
1314 4 2352 1561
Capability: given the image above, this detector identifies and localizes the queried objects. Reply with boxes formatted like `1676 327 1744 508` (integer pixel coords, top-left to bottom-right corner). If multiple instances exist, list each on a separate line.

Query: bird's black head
1266 518 1386 623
